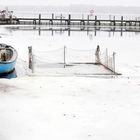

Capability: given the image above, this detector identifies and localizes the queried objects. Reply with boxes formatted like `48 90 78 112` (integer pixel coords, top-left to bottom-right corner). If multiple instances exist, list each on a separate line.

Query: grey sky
1 0 140 6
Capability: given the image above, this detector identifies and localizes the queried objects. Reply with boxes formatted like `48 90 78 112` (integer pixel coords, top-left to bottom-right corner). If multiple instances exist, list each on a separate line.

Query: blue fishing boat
0 44 17 74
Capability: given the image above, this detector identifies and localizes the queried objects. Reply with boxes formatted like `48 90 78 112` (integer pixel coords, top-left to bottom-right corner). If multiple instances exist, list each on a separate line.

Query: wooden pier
1 14 140 27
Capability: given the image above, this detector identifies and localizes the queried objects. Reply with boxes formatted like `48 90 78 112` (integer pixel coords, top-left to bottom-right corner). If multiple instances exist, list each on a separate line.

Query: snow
0 25 140 140
0 77 140 140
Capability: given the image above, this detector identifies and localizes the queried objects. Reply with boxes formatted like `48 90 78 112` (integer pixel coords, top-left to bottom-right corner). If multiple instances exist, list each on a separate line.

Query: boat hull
0 61 16 74
0 44 17 74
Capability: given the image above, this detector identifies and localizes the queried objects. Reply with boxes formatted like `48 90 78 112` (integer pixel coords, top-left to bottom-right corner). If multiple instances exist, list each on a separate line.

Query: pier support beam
121 16 123 26
95 16 97 26
87 15 90 25
39 14 41 25
68 14 71 25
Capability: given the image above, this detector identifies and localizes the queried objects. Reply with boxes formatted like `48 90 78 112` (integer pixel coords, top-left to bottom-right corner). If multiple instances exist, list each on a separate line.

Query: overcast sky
1 0 140 6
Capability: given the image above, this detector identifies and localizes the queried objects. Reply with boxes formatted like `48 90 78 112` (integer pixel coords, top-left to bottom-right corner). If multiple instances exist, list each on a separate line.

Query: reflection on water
5 25 140 38
0 69 17 79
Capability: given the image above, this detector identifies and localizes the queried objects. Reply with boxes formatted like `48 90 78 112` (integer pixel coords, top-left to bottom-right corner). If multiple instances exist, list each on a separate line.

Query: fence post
32 54 34 73
113 52 116 74
64 46 66 68
28 46 33 72
105 48 108 67
95 45 100 64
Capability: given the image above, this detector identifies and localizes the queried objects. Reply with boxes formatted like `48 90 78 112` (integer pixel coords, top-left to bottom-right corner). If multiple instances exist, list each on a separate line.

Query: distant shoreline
0 5 140 15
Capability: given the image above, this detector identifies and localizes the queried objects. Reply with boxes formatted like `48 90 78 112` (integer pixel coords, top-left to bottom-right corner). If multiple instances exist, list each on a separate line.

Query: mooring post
109 15 112 26
51 13 54 25
135 17 137 26
95 15 97 26
87 15 90 25
64 46 66 68
121 16 123 26
28 46 33 72
60 14 62 25
113 16 116 26
68 14 71 25
39 14 41 25
113 52 116 74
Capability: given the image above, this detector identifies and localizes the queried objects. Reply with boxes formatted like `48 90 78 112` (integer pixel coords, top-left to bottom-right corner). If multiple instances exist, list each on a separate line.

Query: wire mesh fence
28 45 119 76
99 48 116 74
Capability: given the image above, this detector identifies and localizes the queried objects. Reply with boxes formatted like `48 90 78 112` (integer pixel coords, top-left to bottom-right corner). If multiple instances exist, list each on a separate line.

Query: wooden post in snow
105 48 108 67
28 46 33 72
64 46 66 68
95 45 100 64
113 52 116 74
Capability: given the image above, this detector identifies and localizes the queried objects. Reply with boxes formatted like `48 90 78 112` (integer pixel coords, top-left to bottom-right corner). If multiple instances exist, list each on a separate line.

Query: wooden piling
121 16 123 26
68 14 71 25
87 15 89 25
113 16 116 26
39 14 41 25
95 16 97 26
1 14 140 28
60 14 62 25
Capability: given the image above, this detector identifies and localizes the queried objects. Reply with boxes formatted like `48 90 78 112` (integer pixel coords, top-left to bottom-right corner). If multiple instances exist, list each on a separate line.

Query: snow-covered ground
0 25 140 140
